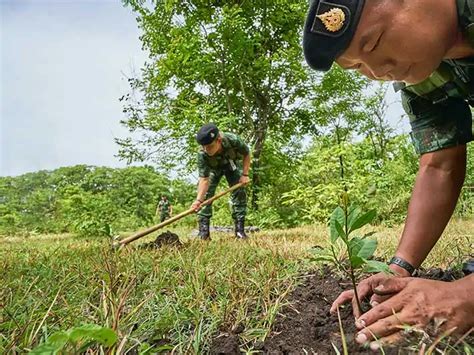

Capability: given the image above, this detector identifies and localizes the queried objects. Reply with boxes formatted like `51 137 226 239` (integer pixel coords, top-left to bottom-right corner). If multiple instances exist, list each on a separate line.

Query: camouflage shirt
158 199 171 214
197 133 250 177
399 0 474 154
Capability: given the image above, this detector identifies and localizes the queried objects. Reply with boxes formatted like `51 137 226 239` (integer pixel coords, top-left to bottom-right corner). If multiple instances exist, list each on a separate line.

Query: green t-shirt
398 0 474 154
197 133 250 177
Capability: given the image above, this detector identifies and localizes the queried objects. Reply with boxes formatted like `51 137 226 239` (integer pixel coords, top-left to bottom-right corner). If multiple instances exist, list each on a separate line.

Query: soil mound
141 231 182 249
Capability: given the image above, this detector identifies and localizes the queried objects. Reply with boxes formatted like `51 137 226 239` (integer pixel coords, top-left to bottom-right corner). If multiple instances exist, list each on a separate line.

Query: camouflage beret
303 0 366 71
196 123 219 145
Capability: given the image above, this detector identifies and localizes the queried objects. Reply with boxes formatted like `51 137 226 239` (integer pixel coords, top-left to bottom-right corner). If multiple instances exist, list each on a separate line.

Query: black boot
234 218 248 239
198 217 211 240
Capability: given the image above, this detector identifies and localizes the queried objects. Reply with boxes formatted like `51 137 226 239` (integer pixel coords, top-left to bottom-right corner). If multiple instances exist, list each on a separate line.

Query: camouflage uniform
158 199 171 222
197 132 249 220
398 0 474 154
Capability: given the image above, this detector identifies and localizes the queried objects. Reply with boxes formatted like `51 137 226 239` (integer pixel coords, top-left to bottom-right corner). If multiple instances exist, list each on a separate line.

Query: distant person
303 0 474 347
156 195 172 222
191 123 251 240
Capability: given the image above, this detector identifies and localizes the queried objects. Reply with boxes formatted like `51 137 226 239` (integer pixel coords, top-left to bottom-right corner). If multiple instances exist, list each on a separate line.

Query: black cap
196 123 219 145
303 0 365 71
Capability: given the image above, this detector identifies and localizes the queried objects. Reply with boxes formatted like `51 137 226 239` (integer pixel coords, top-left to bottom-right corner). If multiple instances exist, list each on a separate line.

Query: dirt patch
211 334 241 355
210 267 471 354
141 231 182 249
261 270 382 354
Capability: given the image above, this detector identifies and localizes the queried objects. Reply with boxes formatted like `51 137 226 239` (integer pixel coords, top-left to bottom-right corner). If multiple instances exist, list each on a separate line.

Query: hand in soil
354 275 474 350
330 272 397 318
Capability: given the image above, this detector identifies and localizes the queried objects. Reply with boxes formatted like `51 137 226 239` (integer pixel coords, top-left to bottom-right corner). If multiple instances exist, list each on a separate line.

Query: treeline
2 138 473 237
0 165 194 237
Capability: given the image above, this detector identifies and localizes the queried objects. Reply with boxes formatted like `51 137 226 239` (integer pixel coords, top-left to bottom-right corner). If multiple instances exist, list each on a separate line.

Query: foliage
120 0 308 172
282 135 419 225
0 165 195 237
30 325 117 354
117 0 383 210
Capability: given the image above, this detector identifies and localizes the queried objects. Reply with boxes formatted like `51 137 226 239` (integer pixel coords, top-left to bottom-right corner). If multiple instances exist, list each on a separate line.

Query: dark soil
210 267 471 354
140 231 182 249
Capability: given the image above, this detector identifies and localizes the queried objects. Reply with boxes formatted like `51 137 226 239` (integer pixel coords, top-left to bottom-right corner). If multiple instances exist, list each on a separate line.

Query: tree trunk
251 127 266 210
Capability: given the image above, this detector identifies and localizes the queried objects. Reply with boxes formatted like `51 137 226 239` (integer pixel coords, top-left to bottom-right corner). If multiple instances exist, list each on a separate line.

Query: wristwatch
389 256 416 276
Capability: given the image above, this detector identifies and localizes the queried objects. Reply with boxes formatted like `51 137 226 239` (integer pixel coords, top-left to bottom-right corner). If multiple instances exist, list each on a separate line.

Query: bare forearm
196 178 210 202
396 146 466 270
242 154 250 176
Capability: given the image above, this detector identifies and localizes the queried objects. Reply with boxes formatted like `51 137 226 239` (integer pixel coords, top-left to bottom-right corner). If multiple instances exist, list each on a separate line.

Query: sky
0 0 409 178
1 0 147 177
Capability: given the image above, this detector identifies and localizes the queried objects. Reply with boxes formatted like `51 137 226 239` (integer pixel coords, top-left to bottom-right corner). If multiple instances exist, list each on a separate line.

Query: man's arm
191 177 210 211
239 153 251 185
242 153 250 176
393 144 466 274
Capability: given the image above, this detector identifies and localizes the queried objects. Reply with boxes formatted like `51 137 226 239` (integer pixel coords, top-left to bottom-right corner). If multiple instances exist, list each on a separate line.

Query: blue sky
1 0 147 176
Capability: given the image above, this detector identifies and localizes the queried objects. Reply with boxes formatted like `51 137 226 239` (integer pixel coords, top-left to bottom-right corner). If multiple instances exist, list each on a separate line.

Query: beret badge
317 8 346 32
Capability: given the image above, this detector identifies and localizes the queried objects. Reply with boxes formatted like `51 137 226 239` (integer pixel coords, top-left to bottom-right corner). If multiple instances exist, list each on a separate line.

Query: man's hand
191 200 202 212
239 175 250 185
330 272 395 318
331 264 410 318
353 276 474 351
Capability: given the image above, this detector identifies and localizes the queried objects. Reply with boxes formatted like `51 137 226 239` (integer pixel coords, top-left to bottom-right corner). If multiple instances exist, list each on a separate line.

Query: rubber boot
198 217 211 240
234 218 248 239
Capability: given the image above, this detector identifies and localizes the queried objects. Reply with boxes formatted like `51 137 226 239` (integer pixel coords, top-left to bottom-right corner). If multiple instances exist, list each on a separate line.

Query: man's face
336 0 457 84
202 137 222 156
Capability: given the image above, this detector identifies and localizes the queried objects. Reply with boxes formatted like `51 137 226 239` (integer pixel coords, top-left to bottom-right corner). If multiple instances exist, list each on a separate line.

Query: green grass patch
1 221 472 353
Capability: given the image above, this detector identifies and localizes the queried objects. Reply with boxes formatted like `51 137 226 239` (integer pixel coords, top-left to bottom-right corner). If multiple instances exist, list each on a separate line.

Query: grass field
1 219 473 353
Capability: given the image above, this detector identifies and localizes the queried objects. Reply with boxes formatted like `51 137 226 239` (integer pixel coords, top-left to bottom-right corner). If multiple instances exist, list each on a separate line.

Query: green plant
311 194 391 315
30 324 117 354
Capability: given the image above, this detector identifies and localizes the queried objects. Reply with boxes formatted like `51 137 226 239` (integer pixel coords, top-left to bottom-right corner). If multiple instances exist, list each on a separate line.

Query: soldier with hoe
156 195 172 223
191 123 251 240
303 0 474 349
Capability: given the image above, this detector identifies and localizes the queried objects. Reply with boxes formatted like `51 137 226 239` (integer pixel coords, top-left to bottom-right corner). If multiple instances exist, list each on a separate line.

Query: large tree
119 0 322 207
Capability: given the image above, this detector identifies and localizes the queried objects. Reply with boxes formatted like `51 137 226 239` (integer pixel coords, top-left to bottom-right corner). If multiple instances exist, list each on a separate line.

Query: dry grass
1 219 472 353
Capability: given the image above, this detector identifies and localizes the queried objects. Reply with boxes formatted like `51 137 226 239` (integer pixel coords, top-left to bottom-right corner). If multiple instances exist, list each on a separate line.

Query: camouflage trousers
197 168 247 221
160 213 170 223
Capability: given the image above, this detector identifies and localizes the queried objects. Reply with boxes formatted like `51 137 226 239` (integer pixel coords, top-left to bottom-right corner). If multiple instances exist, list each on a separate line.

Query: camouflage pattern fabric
196 132 249 220
197 168 247 220
197 133 250 178
399 0 474 154
158 200 171 222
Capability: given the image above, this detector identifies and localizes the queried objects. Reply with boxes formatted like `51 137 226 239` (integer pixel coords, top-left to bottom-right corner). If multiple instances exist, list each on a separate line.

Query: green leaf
363 260 392 274
46 332 69 347
349 210 376 233
348 237 364 256
350 256 365 268
69 325 117 347
30 343 61 355
347 205 362 232
330 207 345 243
334 220 347 242
357 239 377 260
